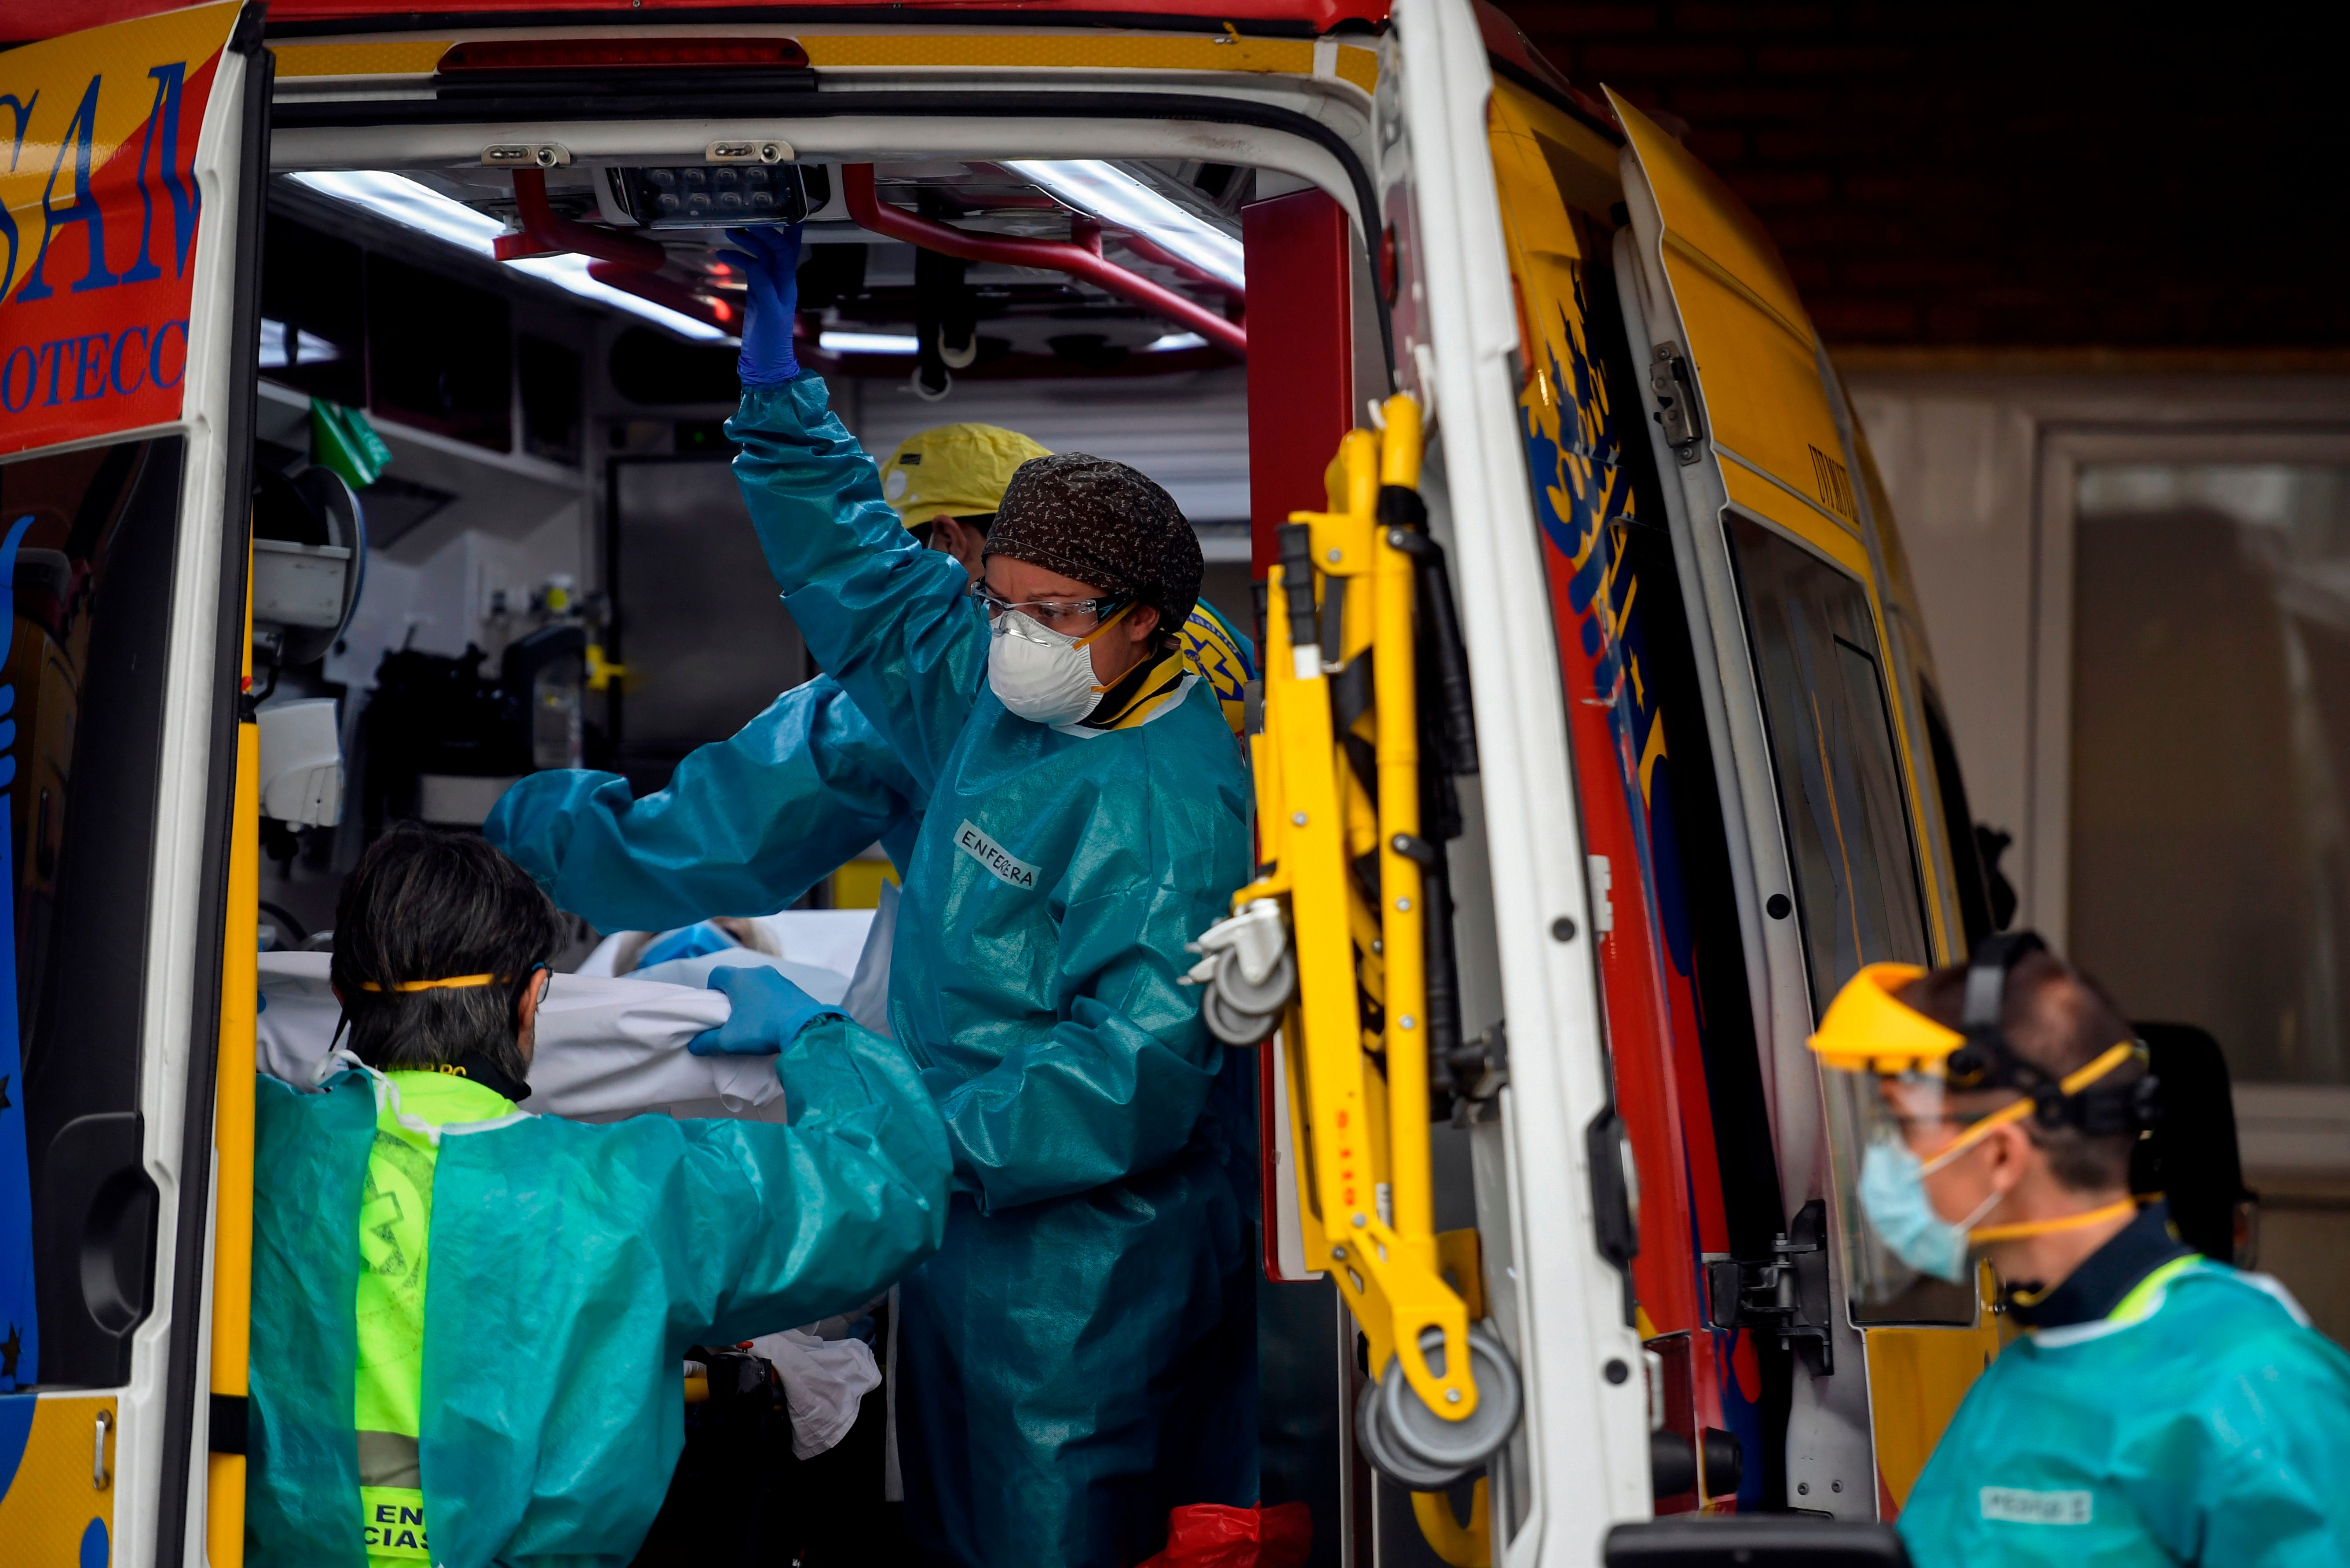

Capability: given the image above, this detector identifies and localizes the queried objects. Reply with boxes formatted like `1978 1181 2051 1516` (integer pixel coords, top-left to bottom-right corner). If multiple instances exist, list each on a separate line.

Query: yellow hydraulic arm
1245 402 1467 1410
1193 396 1517 1504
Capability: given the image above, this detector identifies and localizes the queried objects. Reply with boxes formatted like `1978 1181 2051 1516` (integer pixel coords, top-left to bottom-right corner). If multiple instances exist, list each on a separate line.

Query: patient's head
331 823 567 1079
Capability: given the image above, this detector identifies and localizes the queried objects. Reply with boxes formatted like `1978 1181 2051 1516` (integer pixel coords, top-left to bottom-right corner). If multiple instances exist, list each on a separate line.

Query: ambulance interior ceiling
252 140 1344 942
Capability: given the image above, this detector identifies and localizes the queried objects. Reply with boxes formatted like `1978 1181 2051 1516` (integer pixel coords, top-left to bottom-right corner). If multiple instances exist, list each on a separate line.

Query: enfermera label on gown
955 819 1038 889
1978 1486 2093 1526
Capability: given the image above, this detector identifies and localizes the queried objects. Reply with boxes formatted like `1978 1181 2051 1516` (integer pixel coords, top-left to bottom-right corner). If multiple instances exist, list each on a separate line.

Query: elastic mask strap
1970 1196 2137 1246
1916 1038 2142 1177
361 972 504 993
315 1041 365 1088
1956 1186 2005 1234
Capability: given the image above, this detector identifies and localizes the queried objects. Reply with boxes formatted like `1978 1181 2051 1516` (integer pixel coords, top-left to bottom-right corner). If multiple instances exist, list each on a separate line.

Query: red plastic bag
1138 1502 1313 1568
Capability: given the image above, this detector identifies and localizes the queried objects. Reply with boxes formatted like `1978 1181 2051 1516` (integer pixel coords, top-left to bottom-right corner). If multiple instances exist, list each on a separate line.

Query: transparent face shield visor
1811 962 1992 1314
1820 1061 1990 1308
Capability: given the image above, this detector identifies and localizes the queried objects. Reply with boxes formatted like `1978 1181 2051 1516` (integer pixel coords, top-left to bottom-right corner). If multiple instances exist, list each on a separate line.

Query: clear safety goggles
969 581 1133 640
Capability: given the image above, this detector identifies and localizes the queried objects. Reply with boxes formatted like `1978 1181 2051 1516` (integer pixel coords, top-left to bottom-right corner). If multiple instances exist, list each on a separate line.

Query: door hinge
1705 1198 1834 1374
1648 342 1703 465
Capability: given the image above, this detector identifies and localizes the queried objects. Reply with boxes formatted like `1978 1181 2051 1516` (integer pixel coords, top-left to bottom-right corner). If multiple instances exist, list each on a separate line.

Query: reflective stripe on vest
353 1070 516 1564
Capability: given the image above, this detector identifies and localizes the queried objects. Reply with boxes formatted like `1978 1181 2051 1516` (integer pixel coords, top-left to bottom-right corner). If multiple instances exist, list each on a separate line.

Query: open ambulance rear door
1377 0 1652 1558
0 4 266 1562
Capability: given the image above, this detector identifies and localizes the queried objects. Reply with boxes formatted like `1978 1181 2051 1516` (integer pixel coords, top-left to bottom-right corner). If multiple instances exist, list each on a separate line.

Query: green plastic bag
310 398 393 488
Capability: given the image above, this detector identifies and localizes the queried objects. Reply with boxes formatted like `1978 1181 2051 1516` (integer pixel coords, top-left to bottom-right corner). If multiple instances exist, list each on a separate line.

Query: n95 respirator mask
989 611 1107 726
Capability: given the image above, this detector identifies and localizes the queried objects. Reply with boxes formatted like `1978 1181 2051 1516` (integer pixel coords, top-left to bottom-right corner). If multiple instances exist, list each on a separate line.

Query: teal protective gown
725 375 1257 1568
484 592 1252 943
1899 1257 2350 1565
246 1014 950 1568
487 674 922 934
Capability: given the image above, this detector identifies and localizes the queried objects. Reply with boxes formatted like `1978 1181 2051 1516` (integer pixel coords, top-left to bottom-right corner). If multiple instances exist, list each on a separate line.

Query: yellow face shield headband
1919 1040 2143 1177
1808 961 2147 1171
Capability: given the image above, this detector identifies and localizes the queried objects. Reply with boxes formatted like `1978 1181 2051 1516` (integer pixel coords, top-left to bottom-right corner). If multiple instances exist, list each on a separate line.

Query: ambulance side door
1384 1 1653 1559
0 5 265 1561
1605 87 1995 1517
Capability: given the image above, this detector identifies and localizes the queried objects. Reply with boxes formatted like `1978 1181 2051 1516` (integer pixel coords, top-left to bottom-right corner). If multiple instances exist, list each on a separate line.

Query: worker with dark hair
1809 934 2350 1565
245 823 950 1568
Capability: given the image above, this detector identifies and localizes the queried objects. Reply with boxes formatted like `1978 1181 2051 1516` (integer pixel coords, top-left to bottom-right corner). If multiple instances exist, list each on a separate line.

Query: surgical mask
987 603 1129 726
1857 1137 2000 1284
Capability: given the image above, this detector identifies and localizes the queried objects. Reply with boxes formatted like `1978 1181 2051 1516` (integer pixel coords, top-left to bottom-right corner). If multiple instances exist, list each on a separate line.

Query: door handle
37 1111 159 1385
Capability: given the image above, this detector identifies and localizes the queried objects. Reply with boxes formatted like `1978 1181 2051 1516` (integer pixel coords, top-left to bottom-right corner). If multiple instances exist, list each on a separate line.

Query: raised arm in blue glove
720 223 804 386
689 964 844 1056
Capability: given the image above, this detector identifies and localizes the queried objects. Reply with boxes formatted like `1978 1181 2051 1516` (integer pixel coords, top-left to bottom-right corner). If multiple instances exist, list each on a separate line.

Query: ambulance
0 1 1996 1563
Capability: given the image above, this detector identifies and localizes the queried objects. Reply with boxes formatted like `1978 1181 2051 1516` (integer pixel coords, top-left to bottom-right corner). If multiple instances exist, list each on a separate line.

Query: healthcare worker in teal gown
485 415 1256 941
1809 937 2350 1566
484 422 1064 934
247 825 950 1568
699 221 1255 1568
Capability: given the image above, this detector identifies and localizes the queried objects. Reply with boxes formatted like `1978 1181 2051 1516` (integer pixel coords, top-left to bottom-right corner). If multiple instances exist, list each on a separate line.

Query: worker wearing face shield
1811 935 2350 1567
690 222 1256 1568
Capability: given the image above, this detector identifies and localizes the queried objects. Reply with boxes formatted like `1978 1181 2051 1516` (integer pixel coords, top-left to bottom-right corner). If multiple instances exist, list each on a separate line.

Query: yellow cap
876 423 1051 527
1807 961 1965 1075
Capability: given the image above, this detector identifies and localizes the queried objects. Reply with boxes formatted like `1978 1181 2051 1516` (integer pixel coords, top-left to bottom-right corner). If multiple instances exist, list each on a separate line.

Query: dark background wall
1491 3 2344 350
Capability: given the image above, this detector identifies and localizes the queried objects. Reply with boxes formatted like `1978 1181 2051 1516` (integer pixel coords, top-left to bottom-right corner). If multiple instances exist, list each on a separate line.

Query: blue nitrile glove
636 920 738 969
720 223 804 387
688 963 844 1055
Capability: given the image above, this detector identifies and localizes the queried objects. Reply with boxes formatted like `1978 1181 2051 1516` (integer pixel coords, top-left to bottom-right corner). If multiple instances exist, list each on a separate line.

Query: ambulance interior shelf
250 378 585 550
246 358 597 840
1185 395 1519 1496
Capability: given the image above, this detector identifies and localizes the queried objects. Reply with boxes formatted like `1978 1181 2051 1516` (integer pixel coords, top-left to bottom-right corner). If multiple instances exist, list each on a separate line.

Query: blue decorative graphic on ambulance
1517 263 1769 1507
0 511 37 1392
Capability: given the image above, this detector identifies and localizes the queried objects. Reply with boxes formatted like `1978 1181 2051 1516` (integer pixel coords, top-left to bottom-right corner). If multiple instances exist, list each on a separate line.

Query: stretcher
1187 395 1519 1515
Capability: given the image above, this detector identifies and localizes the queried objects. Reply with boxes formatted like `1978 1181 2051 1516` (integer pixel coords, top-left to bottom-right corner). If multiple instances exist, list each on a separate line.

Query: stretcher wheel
1200 980 1280 1045
1378 1323 1523 1476
1355 1370 1472 1489
1212 945 1296 1017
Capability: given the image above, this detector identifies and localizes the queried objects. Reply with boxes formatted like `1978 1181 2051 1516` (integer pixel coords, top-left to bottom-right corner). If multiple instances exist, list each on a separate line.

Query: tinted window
1 436 186 1387
519 334 584 466
1729 515 1955 1322
1728 515 1930 1008
259 213 367 407
607 458 808 794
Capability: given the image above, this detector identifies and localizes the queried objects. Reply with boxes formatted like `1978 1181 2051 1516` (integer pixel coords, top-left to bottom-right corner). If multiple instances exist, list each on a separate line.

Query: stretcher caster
1199 963 1292 1044
1183 899 1296 1045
